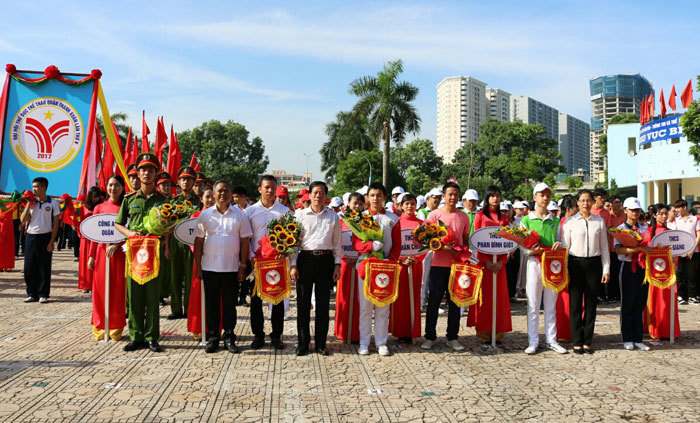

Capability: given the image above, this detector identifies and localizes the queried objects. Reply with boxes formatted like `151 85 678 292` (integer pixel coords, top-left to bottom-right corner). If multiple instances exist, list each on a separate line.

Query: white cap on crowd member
462 189 479 201
391 186 405 195
386 201 395 210
547 201 559 211
623 197 643 210
342 192 351 205
416 195 425 208
329 197 343 208
513 201 526 209
439 198 445 206
557 198 563 206
427 188 443 198
500 201 509 211
504 200 513 207
358 185 369 195
397 192 408 203
456 202 463 209
533 182 552 196
522 200 530 208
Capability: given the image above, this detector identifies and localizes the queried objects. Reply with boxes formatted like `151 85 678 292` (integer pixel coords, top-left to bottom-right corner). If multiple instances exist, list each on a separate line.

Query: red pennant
669 85 677 111
681 79 694 108
141 110 150 153
154 116 168 169
167 125 182 183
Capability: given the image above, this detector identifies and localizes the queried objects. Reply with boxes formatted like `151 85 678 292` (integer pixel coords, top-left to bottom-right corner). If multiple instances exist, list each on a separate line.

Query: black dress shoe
167 313 184 320
224 341 240 354
250 336 265 349
148 341 164 352
205 342 219 353
315 347 330 356
583 347 595 355
270 338 285 350
123 341 145 352
573 348 584 355
296 346 308 356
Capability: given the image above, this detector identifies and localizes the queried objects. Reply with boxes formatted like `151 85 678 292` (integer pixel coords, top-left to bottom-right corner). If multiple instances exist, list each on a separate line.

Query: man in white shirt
20 177 61 303
244 175 291 350
289 181 342 356
672 199 700 304
194 180 252 354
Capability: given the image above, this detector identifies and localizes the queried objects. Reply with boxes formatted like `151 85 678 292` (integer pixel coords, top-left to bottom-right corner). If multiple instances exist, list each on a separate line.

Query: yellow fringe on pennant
541 250 569 293
253 259 291 305
126 237 160 285
644 249 677 289
362 260 400 308
448 263 483 307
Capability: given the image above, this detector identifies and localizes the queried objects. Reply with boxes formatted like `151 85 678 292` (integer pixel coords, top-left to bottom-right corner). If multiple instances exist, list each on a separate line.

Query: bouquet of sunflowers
492 226 541 249
136 198 199 236
266 213 301 254
608 226 642 248
342 210 384 259
413 220 452 251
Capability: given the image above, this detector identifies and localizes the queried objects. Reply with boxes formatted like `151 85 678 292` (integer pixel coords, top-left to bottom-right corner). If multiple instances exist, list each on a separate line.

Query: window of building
628 137 637 156
671 138 680 144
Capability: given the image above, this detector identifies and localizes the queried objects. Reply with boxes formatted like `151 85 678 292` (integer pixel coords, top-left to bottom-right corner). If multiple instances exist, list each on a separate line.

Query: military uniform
155 171 174 302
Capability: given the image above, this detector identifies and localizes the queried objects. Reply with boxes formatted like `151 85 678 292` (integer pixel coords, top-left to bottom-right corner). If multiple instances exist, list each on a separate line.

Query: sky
1 0 698 181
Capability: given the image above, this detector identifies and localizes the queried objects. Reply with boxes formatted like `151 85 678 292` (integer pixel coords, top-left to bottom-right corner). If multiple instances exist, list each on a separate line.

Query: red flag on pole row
659 89 666 118
640 95 647 124
681 79 694 108
669 85 677 111
141 110 150 153
189 151 198 169
154 116 167 169
132 135 139 166
166 124 181 182
648 93 655 121
124 126 133 166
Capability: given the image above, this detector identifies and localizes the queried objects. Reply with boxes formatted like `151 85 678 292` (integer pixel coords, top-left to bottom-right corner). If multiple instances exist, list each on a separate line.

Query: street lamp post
350 151 371 186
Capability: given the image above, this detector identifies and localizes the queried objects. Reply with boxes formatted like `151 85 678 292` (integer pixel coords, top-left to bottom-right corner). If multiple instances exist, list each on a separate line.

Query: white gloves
372 241 384 252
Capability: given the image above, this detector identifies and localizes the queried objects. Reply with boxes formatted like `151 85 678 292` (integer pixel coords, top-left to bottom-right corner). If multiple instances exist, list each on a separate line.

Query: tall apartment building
436 76 487 163
509 95 559 141
558 113 590 177
485 88 511 122
589 74 653 178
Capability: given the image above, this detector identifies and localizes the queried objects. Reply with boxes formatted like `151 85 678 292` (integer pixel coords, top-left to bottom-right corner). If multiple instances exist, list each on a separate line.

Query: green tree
97 112 130 148
349 59 421 187
607 113 639 125
468 175 501 199
391 138 443 183
564 176 583 194
681 76 700 163
319 111 376 182
598 133 608 157
543 173 557 189
177 120 269 195
334 150 404 195
609 178 620 196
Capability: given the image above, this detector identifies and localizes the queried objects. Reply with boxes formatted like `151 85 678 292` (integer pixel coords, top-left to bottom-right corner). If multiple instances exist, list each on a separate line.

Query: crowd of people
5 154 694 356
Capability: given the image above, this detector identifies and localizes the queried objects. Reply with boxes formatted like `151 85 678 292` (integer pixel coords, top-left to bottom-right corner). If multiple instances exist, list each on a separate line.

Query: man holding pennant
289 181 342 356
115 152 166 352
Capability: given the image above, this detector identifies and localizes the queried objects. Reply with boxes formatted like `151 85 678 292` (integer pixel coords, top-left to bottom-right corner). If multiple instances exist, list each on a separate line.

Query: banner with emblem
448 262 483 307
362 257 400 307
253 257 291 305
126 235 161 284
644 248 676 289
541 249 569 293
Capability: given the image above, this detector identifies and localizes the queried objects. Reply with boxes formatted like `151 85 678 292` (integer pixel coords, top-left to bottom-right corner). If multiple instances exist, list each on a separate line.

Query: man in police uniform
115 152 167 352
194 173 208 199
127 163 141 192
168 166 201 319
156 171 174 306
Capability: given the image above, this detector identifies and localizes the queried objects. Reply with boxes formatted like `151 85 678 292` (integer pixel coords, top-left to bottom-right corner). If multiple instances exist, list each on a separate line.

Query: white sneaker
447 339 465 351
524 344 538 354
23 297 37 303
358 345 369 355
623 342 634 350
547 342 567 354
634 342 650 351
378 345 390 356
421 340 434 350
438 307 446 315
38 297 49 304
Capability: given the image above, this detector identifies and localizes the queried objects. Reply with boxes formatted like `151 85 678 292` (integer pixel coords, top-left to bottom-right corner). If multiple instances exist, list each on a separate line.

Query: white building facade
436 76 487 163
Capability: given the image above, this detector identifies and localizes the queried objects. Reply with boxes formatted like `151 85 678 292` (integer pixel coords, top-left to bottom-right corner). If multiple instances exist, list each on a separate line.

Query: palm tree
349 59 420 187
97 112 130 148
319 111 376 182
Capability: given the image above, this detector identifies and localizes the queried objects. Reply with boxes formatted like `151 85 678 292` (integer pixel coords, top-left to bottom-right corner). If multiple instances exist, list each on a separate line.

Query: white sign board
79 213 126 244
651 230 697 257
341 229 359 259
400 228 424 257
469 227 518 255
174 218 199 246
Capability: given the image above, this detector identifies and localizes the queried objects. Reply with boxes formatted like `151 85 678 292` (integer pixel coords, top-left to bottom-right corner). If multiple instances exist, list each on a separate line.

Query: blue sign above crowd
639 114 684 146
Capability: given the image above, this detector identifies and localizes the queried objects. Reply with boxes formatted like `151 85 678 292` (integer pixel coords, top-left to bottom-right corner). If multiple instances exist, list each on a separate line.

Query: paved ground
1 250 699 422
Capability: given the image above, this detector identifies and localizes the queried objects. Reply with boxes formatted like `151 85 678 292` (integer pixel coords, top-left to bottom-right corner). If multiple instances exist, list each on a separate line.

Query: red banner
448 262 483 307
645 248 676 289
126 235 160 284
253 258 291 305
541 249 568 293
363 258 400 307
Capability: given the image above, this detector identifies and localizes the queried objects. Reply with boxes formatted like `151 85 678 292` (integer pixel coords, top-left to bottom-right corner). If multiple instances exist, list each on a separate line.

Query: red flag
669 84 677 111
648 93 655 121
681 79 694 108
640 95 647 124
141 110 151 153
659 88 667 118
124 126 133 166
132 135 139 165
189 151 198 168
154 116 168 169
166 124 181 182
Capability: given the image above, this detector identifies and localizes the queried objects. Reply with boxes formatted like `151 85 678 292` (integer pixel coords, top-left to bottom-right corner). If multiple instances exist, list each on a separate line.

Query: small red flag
124 127 133 166
141 110 151 153
132 135 139 166
659 88 667 118
640 95 647 124
166 124 182 182
681 79 694 108
154 116 168 169
669 85 677 111
189 151 197 168
648 93 655 121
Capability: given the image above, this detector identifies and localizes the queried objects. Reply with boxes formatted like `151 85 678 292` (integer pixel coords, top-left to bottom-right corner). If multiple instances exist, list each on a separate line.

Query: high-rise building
558 113 590 177
589 74 653 178
436 76 487 163
485 88 511 122
509 95 559 141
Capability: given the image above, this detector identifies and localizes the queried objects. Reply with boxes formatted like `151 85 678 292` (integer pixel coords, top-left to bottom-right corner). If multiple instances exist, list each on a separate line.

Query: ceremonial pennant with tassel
126 236 160 284
541 249 569 293
362 257 400 307
644 248 676 289
448 262 483 307
252 258 291 305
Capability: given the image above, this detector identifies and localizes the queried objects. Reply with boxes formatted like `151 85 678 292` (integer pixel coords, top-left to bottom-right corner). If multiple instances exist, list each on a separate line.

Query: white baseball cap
385 201 395 210
462 189 479 201
329 197 343 208
416 195 425 208
456 202 463 209
427 188 443 198
623 197 643 210
357 186 368 195
513 201 526 209
547 201 559 211
342 192 351 205
522 200 530 208
500 201 510 211
397 192 407 203
391 186 405 195
533 182 552 196
504 200 513 207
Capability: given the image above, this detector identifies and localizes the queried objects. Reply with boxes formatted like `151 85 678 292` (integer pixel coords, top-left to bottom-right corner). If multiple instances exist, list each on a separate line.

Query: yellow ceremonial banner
541 249 569 293
645 248 676 289
253 258 291 305
126 236 160 284
363 258 400 307
448 262 483 307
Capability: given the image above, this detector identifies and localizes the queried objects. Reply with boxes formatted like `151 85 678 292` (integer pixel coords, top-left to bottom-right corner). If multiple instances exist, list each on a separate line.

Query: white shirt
673 214 700 236
244 200 291 259
194 205 252 272
27 198 61 235
561 212 610 274
290 207 342 265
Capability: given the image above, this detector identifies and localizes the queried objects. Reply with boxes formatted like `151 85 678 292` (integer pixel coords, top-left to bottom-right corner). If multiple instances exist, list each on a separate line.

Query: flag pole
103 254 111 343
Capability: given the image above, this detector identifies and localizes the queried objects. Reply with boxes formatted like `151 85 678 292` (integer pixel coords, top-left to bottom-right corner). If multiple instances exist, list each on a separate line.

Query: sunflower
268 234 278 243
285 236 295 246
349 211 359 218
273 224 284 233
417 232 427 242
161 209 171 217
286 223 298 233
184 199 193 207
429 238 443 250
175 204 186 212
275 244 286 253
437 228 448 238
270 241 278 249
277 231 289 240
169 214 179 222
159 218 169 225
162 203 173 210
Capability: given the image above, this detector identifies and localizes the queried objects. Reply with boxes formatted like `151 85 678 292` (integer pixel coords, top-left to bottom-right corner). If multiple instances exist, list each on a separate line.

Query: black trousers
13 219 21 256
57 224 72 250
71 230 80 258
568 256 602 347
250 267 284 339
619 262 648 343
506 249 520 298
238 258 252 301
296 253 334 349
24 233 53 299
202 271 238 343
676 255 699 301
424 266 461 341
